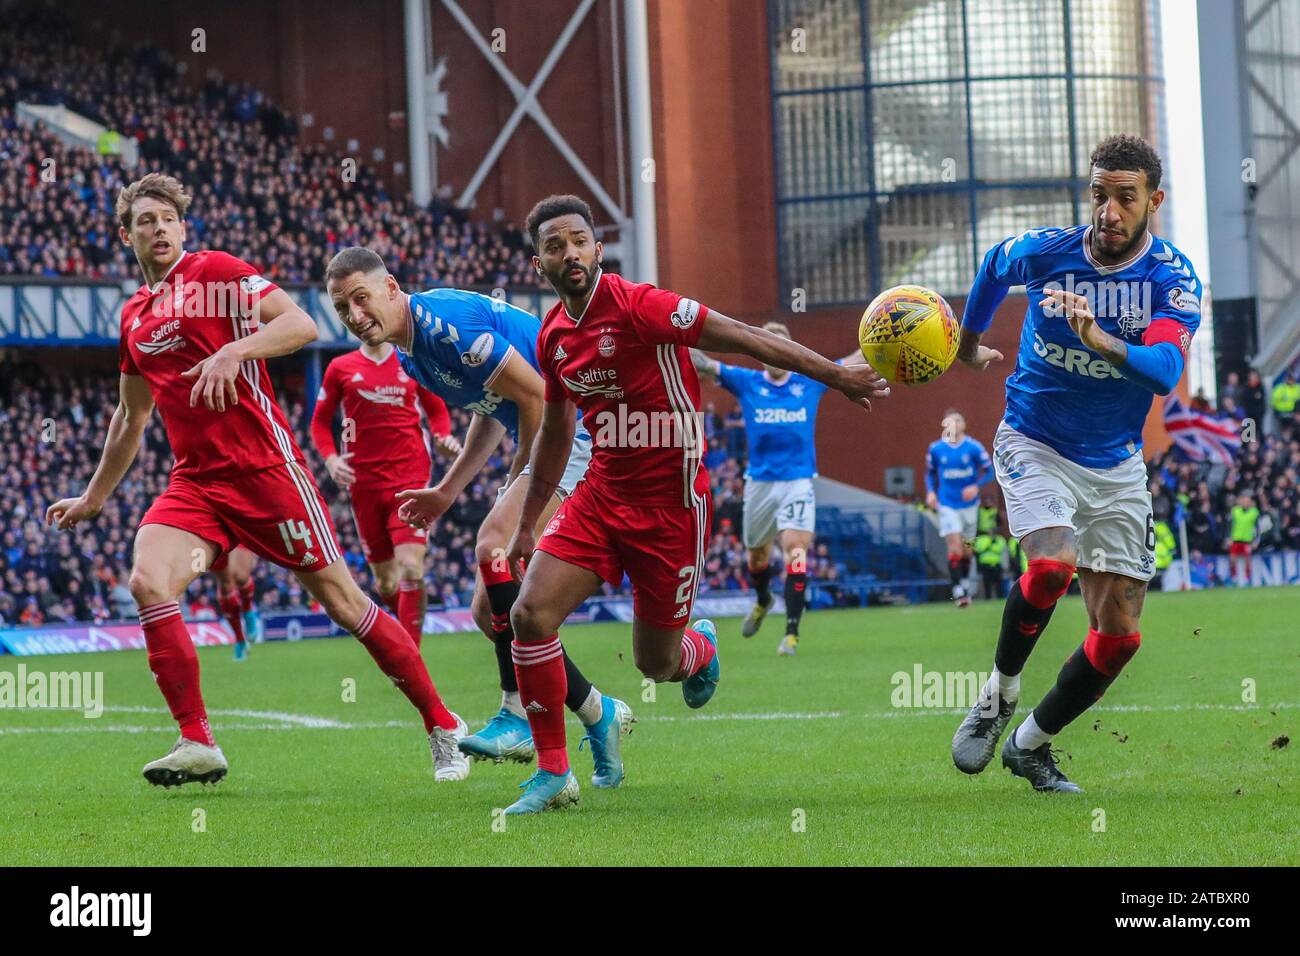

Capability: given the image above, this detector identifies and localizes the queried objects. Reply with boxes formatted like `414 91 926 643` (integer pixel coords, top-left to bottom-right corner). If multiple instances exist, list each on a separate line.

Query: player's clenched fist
45 495 102 530
394 485 454 529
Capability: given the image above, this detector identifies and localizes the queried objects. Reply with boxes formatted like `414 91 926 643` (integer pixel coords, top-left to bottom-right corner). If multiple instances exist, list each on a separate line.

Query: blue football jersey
963 225 1202 468
926 437 992 510
718 364 827 481
397 289 541 436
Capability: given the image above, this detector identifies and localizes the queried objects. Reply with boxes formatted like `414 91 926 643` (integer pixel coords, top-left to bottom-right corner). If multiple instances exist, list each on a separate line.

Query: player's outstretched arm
487 350 546 482
507 397 576 577
46 373 154 530
182 289 319 411
395 413 506 529
695 311 891 409
690 348 722 383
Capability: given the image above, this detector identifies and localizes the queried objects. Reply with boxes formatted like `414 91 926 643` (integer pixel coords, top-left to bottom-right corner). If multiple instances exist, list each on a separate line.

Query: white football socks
1014 713 1053 750
576 685 604 726
989 669 1020 703
502 689 526 719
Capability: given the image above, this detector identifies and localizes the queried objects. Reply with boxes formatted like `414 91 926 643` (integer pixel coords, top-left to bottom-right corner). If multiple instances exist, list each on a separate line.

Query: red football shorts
349 483 427 565
140 462 342 572
1229 542 1252 559
536 479 712 629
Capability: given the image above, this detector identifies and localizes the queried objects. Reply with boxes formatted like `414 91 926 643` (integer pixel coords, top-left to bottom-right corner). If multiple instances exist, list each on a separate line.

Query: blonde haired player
693 322 864 655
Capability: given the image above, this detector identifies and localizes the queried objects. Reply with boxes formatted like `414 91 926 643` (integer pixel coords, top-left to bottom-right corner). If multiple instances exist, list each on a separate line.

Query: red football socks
512 635 569 774
671 628 716 682
219 591 245 645
239 578 255 613
139 601 214 746
354 600 455 733
397 580 423 648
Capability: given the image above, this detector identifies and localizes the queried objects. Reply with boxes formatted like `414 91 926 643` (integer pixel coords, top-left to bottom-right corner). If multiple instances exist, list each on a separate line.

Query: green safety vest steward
978 506 999 534
1154 520 1175 571
977 530 1003 567
1231 506 1259 543
96 129 121 156
1008 537 1028 574
1272 382 1300 414
973 533 1007 568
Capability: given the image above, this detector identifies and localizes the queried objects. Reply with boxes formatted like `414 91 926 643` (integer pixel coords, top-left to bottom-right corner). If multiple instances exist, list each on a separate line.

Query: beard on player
1091 207 1150 261
542 251 600 297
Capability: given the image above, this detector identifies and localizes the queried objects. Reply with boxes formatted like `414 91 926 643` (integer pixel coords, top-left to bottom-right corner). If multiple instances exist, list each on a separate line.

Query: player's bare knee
474 534 508 567
128 567 176 607
510 598 545 643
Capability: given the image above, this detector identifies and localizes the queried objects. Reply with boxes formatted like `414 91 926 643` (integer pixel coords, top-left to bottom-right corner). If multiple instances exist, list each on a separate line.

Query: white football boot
430 712 471 782
142 736 228 788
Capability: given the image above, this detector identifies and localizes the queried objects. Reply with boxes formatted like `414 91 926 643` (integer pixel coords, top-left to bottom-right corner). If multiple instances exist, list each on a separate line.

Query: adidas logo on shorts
300 552 318 566
673 604 689 619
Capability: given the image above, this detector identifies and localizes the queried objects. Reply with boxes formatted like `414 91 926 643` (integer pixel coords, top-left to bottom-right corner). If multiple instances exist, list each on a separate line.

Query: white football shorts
992 420 1155 581
937 504 978 539
497 427 593 502
742 477 816 549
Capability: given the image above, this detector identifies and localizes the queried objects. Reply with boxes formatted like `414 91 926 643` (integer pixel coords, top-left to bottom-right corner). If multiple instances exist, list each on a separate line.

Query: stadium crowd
1148 372 1300 560
0 361 768 626
0 8 541 289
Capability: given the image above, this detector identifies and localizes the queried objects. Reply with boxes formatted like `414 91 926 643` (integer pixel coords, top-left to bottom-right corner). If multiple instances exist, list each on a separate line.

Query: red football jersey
118 249 303 479
310 346 452 490
538 271 711 508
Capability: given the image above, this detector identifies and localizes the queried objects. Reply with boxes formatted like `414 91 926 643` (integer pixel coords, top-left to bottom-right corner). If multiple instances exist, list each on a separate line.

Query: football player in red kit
310 342 461 646
502 195 891 813
210 545 259 660
45 174 471 787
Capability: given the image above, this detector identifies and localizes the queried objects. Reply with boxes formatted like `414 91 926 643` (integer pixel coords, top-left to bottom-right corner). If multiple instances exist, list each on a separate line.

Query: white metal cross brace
440 0 628 229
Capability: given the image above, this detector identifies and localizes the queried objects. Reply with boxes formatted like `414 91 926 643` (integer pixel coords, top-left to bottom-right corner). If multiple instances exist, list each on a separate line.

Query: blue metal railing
0 278 557 348
814 504 946 604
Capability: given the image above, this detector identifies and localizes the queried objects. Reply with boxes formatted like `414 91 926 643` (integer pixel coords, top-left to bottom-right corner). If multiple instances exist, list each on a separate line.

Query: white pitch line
0 702 1293 737
101 705 352 728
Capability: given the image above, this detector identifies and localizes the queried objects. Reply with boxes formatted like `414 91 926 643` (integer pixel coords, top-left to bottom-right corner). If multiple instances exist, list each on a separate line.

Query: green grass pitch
1 588 1295 866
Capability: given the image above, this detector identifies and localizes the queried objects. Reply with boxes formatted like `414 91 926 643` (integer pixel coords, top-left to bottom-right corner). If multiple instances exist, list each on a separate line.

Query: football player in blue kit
693 322 864 656
925 410 993 607
323 246 634 790
949 135 1202 792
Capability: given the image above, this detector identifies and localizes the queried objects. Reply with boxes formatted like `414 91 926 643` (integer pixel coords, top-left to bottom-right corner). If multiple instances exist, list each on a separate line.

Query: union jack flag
1162 394 1242 464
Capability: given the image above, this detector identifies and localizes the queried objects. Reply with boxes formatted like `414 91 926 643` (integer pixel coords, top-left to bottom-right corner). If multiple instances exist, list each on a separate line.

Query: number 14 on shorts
278 518 315 556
